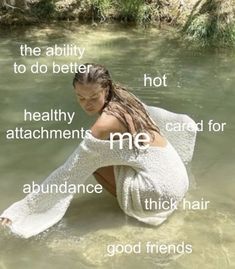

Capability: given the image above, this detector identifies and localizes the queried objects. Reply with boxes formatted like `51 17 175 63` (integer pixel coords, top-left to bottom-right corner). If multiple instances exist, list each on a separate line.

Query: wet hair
73 63 160 151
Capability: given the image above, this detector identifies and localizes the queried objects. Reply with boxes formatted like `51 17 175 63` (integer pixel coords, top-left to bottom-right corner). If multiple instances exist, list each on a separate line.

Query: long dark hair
73 63 160 149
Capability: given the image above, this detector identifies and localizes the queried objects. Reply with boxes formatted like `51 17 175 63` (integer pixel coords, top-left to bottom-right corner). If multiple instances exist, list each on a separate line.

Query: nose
85 100 93 106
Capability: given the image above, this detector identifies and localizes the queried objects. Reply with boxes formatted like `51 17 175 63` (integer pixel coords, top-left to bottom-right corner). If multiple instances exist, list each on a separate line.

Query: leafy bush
117 0 144 21
91 0 112 21
137 4 153 26
183 0 235 47
31 0 55 19
185 13 235 47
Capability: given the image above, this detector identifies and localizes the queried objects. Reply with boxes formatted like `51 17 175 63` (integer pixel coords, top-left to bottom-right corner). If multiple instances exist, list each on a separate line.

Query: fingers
0 218 12 226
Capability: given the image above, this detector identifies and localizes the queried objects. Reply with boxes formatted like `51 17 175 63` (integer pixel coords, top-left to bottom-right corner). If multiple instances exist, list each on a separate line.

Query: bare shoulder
91 112 127 140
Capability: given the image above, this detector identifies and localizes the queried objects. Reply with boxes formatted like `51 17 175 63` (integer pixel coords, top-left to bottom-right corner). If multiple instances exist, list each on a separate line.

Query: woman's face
74 83 107 115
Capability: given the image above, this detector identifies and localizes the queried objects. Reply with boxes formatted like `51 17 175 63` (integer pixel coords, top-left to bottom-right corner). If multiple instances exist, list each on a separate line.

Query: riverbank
0 0 235 47
0 0 199 27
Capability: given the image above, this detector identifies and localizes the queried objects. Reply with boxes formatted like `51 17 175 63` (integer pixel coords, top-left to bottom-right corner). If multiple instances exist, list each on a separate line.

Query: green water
0 24 235 269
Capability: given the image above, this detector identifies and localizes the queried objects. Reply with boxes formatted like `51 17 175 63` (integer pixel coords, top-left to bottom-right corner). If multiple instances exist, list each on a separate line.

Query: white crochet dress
0 105 197 238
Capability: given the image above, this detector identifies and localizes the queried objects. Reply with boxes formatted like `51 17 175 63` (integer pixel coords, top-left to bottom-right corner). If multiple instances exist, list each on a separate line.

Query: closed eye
91 95 99 100
78 95 99 101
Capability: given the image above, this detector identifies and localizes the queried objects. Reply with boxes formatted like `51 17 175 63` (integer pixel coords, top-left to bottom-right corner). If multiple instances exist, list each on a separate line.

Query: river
0 23 234 269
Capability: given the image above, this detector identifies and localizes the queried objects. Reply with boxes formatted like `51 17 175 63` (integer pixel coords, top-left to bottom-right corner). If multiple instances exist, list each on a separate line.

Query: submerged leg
93 166 116 197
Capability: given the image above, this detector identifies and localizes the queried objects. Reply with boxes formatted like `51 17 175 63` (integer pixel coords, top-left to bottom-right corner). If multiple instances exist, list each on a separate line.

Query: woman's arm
0 113 136 238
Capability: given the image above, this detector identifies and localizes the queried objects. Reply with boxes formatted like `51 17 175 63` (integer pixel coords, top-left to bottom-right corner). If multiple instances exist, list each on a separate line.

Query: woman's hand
0 218 12 226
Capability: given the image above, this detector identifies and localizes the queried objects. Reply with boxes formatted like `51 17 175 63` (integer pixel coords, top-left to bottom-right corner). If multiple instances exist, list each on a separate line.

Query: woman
0 63 196 238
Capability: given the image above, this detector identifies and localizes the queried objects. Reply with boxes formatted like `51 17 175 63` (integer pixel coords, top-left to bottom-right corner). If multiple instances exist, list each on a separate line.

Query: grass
183 0 235 47
91 0 112 21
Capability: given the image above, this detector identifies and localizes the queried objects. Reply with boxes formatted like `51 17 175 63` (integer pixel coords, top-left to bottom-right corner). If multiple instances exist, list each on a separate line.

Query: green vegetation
31 0 55 19
116 0 144 22
183 0 235 47
137 4 153 26
0 0 234 47
91 0 112 21
115 0 154 26
78 0 112 22
77 0 154 25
